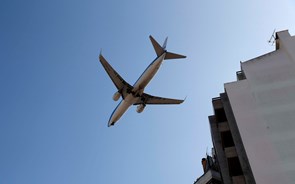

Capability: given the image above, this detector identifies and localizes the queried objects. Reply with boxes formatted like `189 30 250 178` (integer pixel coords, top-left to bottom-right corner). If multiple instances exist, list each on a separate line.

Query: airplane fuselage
108 53 166 126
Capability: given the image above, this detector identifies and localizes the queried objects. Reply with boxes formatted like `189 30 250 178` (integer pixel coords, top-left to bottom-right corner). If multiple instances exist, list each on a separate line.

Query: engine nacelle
136 104 146 113
112 91 121 101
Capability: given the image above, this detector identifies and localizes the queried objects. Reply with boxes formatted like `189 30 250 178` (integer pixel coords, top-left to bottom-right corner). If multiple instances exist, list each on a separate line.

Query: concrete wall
209 115 232 184
220 93 255 184
225 31 295 183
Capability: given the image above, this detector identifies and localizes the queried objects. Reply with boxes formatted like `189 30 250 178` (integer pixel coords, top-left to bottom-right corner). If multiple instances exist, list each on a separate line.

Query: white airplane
99 35 186 127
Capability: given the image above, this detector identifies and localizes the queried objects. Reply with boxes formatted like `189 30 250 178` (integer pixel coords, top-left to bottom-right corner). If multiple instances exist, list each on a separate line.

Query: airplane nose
108 121 115 127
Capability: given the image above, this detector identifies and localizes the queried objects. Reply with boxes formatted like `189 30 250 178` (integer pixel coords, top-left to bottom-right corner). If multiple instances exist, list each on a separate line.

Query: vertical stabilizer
162 37 168 49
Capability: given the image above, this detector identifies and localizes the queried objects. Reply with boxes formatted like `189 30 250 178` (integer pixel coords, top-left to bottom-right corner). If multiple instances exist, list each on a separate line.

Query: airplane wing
99 54 132 92
134 93 184 105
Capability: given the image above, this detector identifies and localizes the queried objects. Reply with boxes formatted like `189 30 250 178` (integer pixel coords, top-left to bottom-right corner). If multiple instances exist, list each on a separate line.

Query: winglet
183 96 187 103
99 49 103 60
178 96 187 104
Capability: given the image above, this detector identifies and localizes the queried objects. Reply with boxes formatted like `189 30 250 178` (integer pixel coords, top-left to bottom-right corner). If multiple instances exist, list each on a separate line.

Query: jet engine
136 104 146 113
112 91 121 101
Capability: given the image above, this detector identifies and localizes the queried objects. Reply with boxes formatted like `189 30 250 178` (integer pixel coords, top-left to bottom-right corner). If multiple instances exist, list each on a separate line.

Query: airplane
99 35 186 127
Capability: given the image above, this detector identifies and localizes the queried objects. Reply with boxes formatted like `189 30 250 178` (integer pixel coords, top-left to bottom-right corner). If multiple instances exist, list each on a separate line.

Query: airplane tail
149 35 186 60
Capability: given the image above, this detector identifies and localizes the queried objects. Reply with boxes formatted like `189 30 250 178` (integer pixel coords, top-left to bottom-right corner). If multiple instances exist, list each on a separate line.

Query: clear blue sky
1 0 295 183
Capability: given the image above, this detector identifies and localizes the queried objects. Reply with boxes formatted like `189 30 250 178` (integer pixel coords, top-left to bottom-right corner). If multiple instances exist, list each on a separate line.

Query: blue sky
1 0 295 183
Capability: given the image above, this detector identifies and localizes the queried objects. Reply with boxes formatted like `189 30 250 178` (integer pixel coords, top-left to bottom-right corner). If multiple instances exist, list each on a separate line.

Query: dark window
215 108 227 122
228 157 243 176
221 131 235 148
206 179 223 184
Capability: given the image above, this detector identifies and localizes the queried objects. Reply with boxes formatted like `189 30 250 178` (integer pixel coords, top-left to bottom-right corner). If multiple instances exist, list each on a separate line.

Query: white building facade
225 30 295 183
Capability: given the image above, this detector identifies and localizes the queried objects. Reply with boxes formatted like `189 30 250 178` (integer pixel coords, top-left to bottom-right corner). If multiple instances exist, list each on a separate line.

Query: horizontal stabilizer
149 35 165 57
165 52 186 60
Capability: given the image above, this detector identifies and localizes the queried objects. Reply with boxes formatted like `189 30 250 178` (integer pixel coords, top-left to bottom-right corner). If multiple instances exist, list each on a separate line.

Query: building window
221 131 235 148
227 157 243 176
215 108 227 122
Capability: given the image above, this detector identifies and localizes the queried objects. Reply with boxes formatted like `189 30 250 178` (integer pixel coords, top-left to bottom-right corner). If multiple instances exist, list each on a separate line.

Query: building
194 150 222 184
195 30 295 184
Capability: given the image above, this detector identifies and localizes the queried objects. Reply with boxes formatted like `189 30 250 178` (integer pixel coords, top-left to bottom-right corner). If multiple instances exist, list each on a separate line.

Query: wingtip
179 54 187 59
149 35 155 41
181 96 187 104
99 49 105 62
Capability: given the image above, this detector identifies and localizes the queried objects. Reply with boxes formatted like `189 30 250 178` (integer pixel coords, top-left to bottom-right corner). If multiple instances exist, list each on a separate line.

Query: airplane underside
99 35 186 127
